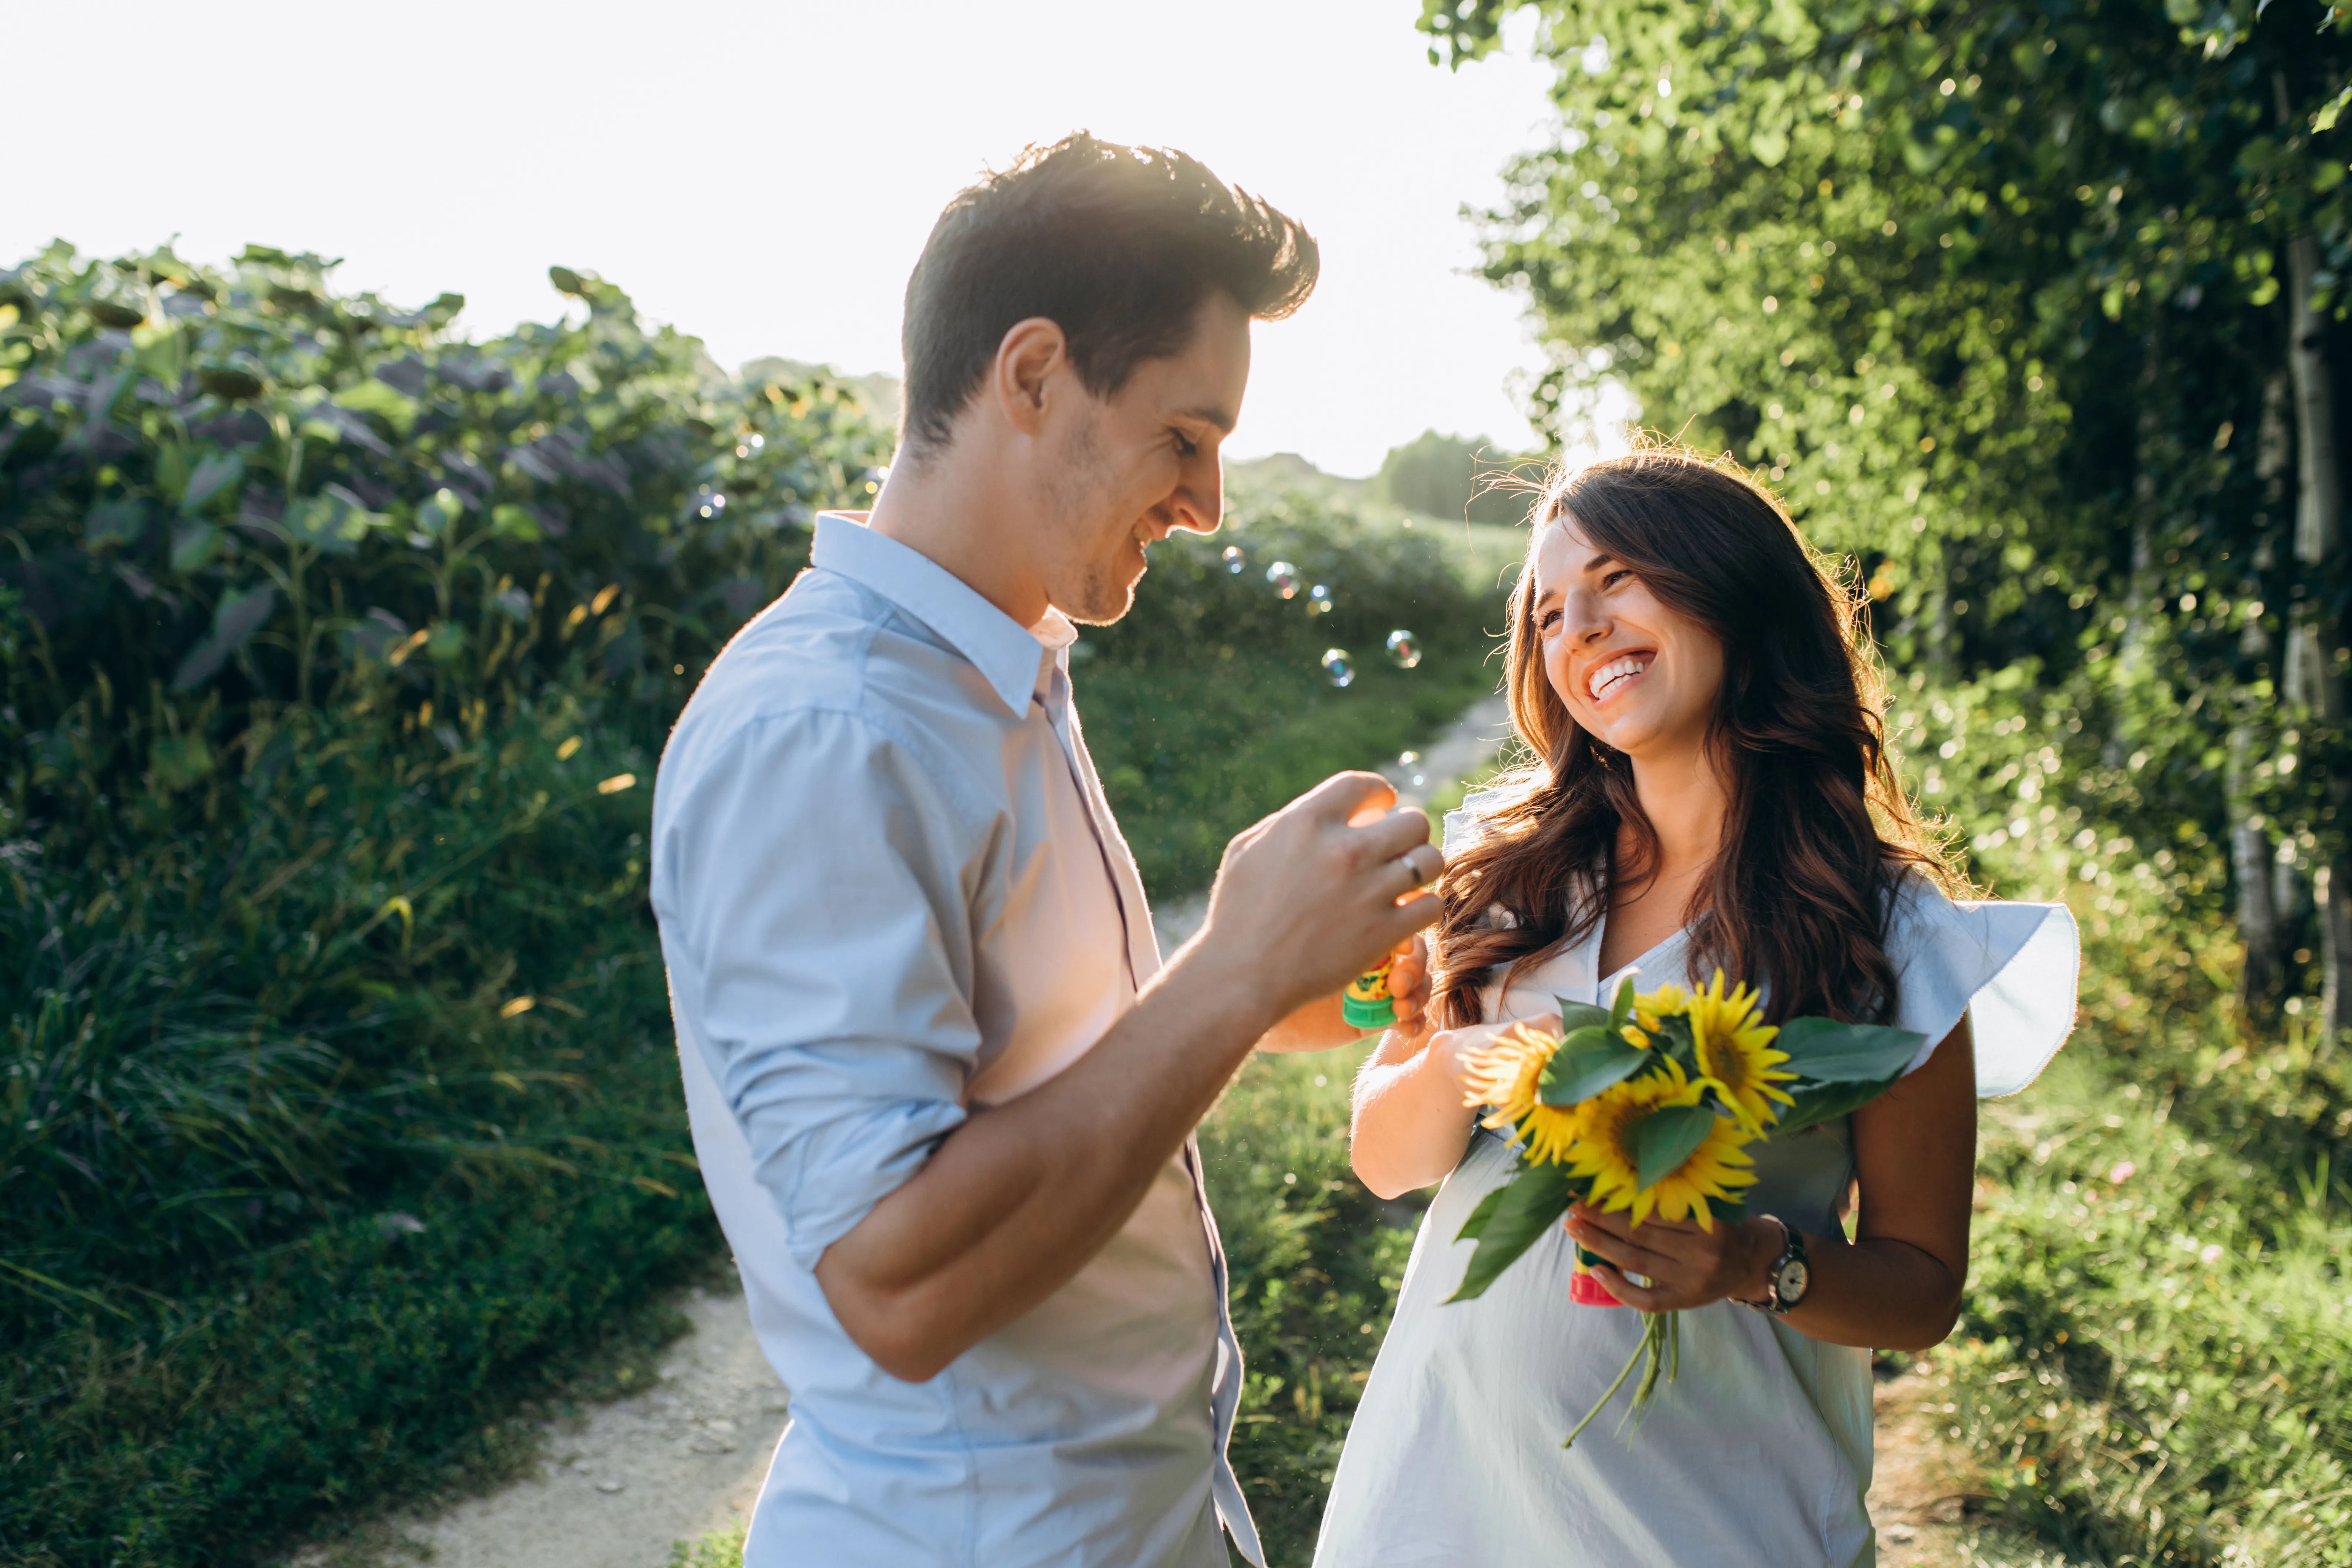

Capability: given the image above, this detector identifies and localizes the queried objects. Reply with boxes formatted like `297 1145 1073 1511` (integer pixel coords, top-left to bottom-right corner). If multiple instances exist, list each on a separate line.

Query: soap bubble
1397 750 1420 766
1266 560 1299 598
1385 629 1422 669
697 486 727 519
1320 648 1356 688
1222 544 1247 575
1308 584 1333 615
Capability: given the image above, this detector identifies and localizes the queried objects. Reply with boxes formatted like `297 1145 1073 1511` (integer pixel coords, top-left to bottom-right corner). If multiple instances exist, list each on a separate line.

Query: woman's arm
1349 1014 1543 1199
1564 1016 1977 1352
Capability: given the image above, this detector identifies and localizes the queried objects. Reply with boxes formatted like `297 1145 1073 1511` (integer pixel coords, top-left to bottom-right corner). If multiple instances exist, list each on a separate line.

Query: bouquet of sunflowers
1448 972 1923 1446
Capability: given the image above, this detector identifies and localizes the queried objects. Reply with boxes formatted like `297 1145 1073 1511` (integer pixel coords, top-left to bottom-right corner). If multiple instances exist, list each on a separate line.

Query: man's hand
1190 772 1442 1023
815 773 1441 1382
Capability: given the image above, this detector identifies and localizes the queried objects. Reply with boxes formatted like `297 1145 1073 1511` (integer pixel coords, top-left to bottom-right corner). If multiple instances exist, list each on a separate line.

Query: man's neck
867 447 1050 629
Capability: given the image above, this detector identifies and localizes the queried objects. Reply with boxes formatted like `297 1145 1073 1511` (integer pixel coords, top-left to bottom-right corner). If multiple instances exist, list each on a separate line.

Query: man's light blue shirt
651 513 1261 1568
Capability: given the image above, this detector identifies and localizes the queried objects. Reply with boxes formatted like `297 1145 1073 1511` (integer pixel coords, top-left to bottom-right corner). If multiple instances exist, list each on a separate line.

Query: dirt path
1867 1356 1980 1567
295 1282 783 1568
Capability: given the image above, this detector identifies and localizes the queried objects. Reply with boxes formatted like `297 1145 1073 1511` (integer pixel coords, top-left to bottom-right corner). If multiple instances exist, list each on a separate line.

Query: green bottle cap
1341 992 1397 1031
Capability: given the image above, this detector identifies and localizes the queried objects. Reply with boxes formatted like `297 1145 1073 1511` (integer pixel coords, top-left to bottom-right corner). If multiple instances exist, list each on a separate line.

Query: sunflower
1629 980 1690 1035
1683 970 1797 1134
1459 1021 1582 1166
1564 1059 1759 1229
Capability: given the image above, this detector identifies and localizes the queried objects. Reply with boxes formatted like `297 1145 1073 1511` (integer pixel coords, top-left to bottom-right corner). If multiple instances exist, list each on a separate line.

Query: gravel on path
300 1282 785 1568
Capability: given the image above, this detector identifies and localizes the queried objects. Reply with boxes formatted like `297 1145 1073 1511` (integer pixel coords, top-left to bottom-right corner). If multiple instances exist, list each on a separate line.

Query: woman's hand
1348 1011 1561 1199
1562 1203 1774 1312
1387 935 1432 1027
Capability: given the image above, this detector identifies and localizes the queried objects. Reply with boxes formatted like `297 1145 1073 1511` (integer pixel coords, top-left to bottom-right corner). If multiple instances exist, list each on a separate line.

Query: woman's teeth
1589 656 1650 701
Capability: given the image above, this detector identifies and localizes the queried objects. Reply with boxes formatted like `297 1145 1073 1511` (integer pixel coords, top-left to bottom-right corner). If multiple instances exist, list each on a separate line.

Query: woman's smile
1584 649 1656 705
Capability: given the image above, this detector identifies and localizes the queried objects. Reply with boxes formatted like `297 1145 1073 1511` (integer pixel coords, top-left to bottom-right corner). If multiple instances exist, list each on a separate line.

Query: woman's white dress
1313 792 2080 1568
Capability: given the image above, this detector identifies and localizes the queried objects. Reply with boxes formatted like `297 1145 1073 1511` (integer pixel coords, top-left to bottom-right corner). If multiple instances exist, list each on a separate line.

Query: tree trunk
2283 226 2349 1051
2231 726 2285 1003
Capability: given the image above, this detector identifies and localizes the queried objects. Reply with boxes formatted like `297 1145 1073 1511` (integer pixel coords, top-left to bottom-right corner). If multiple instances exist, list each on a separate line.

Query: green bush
0 242 888 1568
1892 691 2352 1565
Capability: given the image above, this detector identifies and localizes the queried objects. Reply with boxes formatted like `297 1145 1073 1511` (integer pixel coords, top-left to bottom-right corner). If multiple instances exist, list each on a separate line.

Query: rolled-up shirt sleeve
655 705 985 1271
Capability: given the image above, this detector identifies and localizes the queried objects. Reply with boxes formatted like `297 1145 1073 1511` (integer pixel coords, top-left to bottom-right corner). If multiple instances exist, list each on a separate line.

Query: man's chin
1061 562 1146 627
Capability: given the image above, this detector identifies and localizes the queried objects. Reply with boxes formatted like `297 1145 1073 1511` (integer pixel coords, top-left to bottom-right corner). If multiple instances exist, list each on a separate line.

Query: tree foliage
1421 0 2352 1016
1373 428 1541 521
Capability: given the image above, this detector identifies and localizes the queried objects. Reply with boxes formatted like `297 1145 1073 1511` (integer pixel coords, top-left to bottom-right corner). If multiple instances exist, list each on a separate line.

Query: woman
1315 448 2076 1567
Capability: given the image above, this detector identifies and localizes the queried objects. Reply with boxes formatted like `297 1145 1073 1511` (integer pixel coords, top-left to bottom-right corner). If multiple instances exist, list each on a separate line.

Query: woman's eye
1537 609 1562 632
1173 432 1199 457
1602 569 1632 589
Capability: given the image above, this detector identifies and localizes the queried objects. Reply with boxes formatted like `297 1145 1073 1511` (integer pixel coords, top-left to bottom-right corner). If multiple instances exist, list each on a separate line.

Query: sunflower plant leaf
1554 998 1614 1034
1771 1073 1907 1136
1538 1035 1649 1105
1608 976 1637 1030
1448 1160 1578 1302
1774 1019 1926 1083
1455 1185 1508 1244
1632 1103 1722 1191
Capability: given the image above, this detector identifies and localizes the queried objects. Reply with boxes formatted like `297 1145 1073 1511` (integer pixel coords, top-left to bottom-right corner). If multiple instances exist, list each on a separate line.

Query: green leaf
1772 1073 1906 1136
83 498 147 548
1555 997 1612 1033
1774 1018 1926 1082
182 450 244 513
169 520 219 573
1539 1036 1650 1105
172 585 277 690
334 378 419 437
1608 976 1637 1029
1447 1160 1577 1302
1455 1185 1507 1243
1633 1103 1719 1190
492 503 542 541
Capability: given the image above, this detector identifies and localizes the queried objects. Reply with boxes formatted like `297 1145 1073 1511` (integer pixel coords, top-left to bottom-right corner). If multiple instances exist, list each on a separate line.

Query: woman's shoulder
1879 868 2081 1097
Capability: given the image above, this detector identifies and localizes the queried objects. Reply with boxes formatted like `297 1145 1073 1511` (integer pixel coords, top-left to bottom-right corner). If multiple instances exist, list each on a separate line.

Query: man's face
1037 290 1250 625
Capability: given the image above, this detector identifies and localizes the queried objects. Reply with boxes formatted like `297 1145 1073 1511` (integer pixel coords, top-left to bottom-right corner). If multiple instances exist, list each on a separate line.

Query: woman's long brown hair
1435 445 1961 1030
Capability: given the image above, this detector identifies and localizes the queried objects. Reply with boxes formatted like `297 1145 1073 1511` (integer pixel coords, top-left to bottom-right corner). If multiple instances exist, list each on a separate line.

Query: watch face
1775 1258 1810 1305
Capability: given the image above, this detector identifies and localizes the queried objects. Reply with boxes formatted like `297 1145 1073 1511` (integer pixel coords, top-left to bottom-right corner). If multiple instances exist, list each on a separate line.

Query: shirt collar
812 512 1073 718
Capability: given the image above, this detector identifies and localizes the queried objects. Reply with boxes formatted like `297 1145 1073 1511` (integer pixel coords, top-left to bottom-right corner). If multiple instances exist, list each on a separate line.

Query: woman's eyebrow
1584 552 1617 574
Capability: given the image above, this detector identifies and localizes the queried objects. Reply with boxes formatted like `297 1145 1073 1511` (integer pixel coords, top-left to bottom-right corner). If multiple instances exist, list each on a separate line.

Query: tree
1420 0 2352 1025
1375 429 1540 522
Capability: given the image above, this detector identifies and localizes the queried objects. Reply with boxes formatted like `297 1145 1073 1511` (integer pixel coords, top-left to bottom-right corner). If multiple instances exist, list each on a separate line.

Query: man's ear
992 317 1069 439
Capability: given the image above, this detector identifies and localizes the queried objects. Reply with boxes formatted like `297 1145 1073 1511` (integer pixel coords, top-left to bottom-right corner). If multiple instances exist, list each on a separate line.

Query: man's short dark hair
899 133 1319 456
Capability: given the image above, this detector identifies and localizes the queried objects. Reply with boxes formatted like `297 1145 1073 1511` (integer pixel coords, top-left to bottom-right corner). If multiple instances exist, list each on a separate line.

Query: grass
0 696 724 1568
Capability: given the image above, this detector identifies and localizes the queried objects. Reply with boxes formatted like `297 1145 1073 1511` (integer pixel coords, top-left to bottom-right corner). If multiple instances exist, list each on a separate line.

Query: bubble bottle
1340 957 1398 1032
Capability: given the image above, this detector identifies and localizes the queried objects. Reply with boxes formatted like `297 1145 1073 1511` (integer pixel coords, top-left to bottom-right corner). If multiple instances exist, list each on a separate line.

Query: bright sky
5 1 1590 478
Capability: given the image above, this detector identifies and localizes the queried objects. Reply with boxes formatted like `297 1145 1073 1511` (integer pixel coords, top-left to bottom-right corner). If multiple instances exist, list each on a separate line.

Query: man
650 134 1441 1567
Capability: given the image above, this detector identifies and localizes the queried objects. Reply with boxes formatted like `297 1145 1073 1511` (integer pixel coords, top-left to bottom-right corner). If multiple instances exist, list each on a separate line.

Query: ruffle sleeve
1440 786 1505 858
1887 877 2081 1098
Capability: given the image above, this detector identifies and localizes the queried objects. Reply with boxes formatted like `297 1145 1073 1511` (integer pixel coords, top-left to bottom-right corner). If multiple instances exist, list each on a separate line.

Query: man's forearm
815 951 1277 1381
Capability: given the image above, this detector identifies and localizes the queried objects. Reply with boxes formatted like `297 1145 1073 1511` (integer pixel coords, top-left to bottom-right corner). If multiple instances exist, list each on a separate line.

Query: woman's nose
1562 587 1610 643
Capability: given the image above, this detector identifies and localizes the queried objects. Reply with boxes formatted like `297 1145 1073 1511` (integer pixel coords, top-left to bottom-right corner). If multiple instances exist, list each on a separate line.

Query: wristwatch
1744 1215 1811 1316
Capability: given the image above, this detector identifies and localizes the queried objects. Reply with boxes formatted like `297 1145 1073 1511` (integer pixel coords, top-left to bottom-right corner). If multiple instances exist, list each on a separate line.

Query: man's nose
1172 459 1223 536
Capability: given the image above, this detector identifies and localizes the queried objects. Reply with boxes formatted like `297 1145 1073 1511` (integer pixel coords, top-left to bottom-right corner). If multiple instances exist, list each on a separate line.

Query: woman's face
1530 516 1726 764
